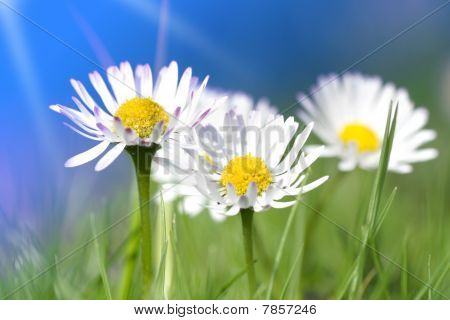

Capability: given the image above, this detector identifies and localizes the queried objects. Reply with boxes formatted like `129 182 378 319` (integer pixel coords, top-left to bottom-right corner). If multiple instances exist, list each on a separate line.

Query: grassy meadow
1 109 448 300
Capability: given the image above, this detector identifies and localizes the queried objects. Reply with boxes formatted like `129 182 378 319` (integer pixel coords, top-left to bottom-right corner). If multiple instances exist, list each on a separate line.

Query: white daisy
153 90 278 220
50 61 213 171
180 109 328 217
297 73 438 173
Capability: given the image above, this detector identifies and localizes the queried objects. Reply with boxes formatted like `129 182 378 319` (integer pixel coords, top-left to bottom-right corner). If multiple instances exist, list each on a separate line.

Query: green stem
240 208 256 298
125 144 160 298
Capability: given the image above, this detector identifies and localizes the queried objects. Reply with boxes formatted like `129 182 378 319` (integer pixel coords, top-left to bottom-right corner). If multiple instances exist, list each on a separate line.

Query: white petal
119 61 137 100
89 71 118 114
225 204 240 216
70 79 96 111
246 182 258 205
135 64 153 98
95 142 126 171
338 159 357 171
300 176 329 193
65 140 110 167
270 200 297 209
226 183 238 203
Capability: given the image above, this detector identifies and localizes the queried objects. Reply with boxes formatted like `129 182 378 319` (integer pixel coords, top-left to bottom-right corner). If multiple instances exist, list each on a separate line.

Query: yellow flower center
114 97 169 138
220 154 272 196
339 123 379 153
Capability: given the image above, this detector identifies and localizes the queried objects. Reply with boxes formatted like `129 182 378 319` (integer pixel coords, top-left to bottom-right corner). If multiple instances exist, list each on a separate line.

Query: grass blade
90 215 112 300
346 103 398 299
265 195 300 299
280 245 304 299
414 253 449 300
372 187 397 238
214 267 247 299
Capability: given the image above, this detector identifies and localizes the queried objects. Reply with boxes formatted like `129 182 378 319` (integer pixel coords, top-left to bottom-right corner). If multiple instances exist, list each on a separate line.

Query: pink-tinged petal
53 104 98 132
174 106 182 118
94 142 126 171
113 117 125 137
49 104 62 113
63 123 102 141
191 108 211 128
150 121 164 142
124 128 138 144
96 122 113 139
107 65 127 104
65 140 110 168
70 79 96 111
71 96 92 118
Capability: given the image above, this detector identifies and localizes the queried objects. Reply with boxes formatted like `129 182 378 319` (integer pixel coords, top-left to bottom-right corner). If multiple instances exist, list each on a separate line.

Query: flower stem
125 144 160 298
240 208 256 298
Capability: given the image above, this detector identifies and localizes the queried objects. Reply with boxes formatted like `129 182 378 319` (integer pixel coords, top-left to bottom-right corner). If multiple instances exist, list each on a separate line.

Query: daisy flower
180 109 327 297
297 73 438 173
187 110 328 215
50 61 215 295
50 61 212 171
153 90 278 221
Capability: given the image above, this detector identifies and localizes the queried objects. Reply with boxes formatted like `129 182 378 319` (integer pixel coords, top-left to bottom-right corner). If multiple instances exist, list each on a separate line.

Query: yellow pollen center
220 154 273 196
114 97 169 138
339 123 379 153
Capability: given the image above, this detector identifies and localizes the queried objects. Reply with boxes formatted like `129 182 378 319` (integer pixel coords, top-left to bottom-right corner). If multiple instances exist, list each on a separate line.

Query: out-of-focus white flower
297 73 438 173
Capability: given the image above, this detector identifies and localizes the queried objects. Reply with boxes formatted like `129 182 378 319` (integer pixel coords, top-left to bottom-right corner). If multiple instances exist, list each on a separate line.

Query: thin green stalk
348 103 398 299
401 236 409 299
280 245 304 300
125 144 160 298
240 208 256 298
266 193 301 299
90 215 112 300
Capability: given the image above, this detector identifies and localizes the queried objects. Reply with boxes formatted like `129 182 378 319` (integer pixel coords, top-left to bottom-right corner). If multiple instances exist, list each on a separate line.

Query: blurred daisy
50 61 213 171
297 73 438 173
183 109 328 216
153 90 278 220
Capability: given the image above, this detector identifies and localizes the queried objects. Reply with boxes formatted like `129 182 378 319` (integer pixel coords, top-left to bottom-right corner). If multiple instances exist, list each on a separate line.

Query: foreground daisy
297 73 438 173
183 109 328 297
153 89 278 221
50 61 214 297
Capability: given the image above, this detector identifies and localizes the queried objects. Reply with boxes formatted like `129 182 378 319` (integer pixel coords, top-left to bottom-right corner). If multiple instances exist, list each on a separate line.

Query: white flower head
153 89 279 220
297 73 438 173
50 61 213 171
179 109 328 217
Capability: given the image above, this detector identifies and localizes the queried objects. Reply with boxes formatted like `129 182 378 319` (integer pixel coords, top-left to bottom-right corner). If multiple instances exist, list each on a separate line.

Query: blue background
0 0 449 233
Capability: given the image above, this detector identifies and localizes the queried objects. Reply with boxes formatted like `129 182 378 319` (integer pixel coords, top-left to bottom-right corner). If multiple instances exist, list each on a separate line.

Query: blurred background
0 0 449 299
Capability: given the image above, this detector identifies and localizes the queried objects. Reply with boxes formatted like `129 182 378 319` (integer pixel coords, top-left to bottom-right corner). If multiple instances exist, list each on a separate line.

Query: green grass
1 114 449 300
